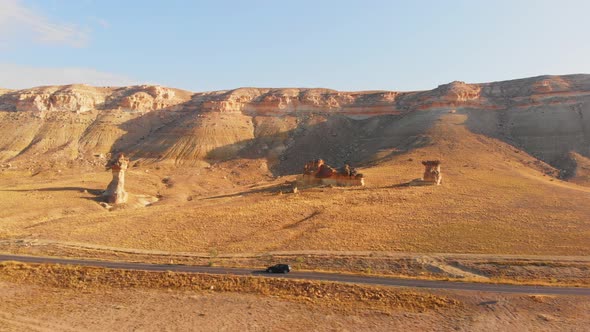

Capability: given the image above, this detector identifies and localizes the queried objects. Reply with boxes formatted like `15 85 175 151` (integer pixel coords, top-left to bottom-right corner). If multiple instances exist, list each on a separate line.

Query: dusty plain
2 114 589 258
1 75 590 330
0 263 589 332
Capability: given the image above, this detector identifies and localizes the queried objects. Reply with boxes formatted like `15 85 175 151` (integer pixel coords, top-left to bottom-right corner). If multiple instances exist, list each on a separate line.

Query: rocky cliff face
1 75 589 178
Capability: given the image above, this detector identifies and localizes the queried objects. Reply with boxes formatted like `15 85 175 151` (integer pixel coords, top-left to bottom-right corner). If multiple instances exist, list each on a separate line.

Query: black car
266 264 291 273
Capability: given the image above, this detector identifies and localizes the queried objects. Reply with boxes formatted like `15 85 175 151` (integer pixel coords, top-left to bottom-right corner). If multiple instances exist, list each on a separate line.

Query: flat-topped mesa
102 153 129 204
1 74 589 167
193 88 401 116
297 159 364 187
422 160 442 185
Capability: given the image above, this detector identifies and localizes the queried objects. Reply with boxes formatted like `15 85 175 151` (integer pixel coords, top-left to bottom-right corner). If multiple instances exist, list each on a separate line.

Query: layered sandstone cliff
0 74 589 179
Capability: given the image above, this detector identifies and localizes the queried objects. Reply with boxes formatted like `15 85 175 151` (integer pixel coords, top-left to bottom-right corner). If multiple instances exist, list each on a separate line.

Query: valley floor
1 113 590 330
1 115 589 257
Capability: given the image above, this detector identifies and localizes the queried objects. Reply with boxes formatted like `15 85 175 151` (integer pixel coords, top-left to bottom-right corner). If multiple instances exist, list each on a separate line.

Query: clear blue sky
1 0 589 91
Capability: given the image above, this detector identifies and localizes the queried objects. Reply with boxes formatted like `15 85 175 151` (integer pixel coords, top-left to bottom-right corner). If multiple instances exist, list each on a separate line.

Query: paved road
1 254 589 296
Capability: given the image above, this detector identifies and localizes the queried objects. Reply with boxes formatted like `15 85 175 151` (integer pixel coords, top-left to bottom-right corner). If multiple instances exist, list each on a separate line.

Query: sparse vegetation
294 256 305 269
0 262 459 312
2 115 590 261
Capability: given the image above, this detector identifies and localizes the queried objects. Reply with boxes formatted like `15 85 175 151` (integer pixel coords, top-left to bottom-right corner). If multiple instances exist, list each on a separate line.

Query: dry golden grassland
1 262 589 332
1 113 590 331
0 262 457 313
1 114 589 257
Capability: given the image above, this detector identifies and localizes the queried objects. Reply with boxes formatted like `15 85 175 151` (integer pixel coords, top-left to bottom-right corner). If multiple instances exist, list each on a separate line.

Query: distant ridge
0 74 588 182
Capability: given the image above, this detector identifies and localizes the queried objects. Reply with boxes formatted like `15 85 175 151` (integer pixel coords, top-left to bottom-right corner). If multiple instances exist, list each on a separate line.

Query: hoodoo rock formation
422 160 442 185
297 159 364 187
103 153 129 204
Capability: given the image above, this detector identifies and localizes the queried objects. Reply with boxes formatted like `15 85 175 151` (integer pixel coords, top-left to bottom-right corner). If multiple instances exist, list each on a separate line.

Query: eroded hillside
2 112 590 256
0 75 589 181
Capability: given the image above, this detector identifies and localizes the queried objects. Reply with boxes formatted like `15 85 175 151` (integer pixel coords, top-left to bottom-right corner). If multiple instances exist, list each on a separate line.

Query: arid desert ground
1 74 590 330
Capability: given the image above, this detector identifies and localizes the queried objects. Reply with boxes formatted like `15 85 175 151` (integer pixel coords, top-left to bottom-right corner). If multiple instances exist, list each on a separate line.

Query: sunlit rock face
10 85 107 116
116 86 184 112
0 74 589 178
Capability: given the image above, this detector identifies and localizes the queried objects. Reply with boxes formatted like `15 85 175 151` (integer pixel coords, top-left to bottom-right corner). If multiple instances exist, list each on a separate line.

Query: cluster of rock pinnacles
101 154 442 206
296 158 442 188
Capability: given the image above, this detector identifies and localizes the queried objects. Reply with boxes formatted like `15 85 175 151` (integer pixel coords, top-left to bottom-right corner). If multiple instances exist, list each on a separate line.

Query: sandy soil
1 280 588 332
0 84 589 331
1 114 589 256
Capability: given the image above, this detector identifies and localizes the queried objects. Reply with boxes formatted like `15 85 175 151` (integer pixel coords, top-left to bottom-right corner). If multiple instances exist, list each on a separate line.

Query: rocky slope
0 74 589 180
